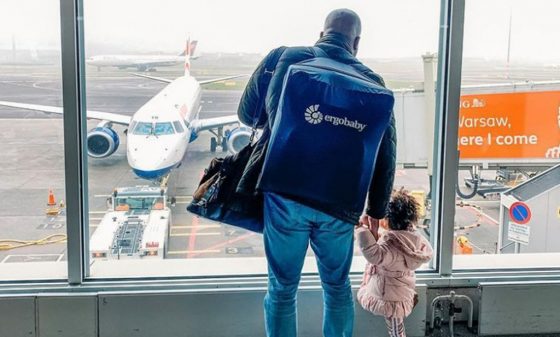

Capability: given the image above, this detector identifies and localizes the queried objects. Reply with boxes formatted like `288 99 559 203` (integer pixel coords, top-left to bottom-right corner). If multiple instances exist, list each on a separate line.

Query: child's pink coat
356 227 433 319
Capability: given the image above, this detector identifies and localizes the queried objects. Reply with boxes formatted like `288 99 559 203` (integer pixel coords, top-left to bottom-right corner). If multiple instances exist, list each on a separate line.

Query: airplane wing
198 75 248 85
132 73 173 83
0 101 131 126
190 115 240 132
133 73 246 85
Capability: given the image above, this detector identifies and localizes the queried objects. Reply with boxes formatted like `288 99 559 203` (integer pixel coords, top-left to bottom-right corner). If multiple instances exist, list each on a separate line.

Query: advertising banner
458 91 560 160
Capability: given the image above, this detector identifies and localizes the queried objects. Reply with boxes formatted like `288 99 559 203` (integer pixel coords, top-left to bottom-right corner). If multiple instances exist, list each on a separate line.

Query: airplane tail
182 38 198 76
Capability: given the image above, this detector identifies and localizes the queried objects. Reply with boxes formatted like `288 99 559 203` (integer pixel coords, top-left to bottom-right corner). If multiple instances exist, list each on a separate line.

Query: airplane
86 39 198 72
0 39 253 181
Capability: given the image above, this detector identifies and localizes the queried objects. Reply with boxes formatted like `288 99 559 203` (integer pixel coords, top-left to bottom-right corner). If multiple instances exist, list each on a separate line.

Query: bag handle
250 46 287 141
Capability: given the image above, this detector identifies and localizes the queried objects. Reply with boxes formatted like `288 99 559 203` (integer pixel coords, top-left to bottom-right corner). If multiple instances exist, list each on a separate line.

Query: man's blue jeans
263 192 355 337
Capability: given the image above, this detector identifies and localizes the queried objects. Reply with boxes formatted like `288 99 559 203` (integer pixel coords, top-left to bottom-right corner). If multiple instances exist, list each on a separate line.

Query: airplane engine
87 126 120 158
226 126 252 154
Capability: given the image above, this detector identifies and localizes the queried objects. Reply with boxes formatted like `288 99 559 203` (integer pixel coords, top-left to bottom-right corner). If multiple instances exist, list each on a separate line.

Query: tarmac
0 63 505 268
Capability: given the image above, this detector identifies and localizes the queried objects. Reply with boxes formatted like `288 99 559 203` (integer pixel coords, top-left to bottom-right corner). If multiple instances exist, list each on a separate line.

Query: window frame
1 0 559 290
431 0 466 276
173 120 185 133
60 0 89 284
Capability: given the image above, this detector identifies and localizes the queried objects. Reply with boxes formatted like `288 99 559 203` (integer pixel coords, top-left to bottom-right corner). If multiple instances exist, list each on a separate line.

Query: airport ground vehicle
90 186 171 259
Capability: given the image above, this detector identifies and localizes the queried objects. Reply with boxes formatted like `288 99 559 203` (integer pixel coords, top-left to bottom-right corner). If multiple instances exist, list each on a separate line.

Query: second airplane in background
0 39 252 181
87 39 198 72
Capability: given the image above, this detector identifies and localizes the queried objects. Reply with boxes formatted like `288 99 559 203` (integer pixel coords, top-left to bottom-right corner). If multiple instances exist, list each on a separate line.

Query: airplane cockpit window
132 122 175 136
173 121 184 133
129 121 137 132
154 122 175 135
132 122 153 135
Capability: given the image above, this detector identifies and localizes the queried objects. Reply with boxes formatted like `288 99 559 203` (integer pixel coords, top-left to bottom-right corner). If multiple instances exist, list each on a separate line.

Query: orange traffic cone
47 190 56 206
46 190 60 216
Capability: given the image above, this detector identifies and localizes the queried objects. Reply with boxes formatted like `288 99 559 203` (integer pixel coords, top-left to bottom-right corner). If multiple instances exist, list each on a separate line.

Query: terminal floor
426 323 560 337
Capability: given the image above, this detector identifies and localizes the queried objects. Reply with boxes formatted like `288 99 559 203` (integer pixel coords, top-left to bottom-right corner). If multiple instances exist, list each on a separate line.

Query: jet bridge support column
423 52 437 199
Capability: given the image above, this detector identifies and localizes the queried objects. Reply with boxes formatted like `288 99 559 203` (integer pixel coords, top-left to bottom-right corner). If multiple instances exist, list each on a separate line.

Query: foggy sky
0 0 559 61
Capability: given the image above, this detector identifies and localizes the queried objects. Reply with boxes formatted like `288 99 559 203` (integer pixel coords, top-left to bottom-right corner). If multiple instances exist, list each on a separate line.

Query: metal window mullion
432 0 465 276
60 0 89 285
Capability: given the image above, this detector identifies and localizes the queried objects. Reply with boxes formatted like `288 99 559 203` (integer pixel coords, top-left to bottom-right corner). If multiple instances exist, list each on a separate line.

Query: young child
356 189 433 337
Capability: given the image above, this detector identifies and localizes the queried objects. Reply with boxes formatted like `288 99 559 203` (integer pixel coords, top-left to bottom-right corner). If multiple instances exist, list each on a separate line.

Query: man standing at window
237 8 396 337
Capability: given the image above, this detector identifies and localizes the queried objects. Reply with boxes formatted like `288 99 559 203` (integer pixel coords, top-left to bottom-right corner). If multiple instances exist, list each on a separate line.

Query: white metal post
432 0 466 276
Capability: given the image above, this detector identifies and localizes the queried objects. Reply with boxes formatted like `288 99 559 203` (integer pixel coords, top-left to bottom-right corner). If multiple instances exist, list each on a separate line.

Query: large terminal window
452 0 560 270
2 0 557 285
78 0 442 279
0 0 67 281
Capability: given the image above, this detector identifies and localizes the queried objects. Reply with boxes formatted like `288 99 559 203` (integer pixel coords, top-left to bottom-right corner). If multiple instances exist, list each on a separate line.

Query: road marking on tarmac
170 232 221 237
187 216 200 258
174 196 193 200
466 206 499 225
188 233 256 258
1 254 63 264
167 249 220 255
171 224 221 230
174 195 193 205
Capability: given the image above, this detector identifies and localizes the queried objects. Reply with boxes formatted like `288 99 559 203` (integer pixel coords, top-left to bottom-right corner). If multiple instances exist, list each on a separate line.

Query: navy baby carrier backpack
259 49 394 213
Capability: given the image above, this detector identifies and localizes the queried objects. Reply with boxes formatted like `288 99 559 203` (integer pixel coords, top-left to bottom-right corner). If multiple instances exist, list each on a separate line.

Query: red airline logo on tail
185 39 198 56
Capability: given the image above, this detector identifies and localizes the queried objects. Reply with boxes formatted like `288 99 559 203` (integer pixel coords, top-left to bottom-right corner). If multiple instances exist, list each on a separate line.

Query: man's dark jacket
236 32 397 224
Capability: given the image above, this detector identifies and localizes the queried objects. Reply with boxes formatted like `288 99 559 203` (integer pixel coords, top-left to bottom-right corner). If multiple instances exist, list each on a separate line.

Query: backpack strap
251 46 287 136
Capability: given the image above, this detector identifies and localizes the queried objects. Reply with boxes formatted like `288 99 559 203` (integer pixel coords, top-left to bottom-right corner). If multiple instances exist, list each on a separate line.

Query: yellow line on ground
89 211 109 214
170 232 221 237
167 249 220 255
171 224 221 230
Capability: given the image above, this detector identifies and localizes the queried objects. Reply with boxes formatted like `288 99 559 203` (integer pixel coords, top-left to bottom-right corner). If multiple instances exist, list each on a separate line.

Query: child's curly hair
387 188 420 231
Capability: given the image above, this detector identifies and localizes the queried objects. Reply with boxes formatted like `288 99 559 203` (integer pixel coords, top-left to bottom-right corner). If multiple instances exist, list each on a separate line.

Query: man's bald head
323 9 361 39
321 9 362 56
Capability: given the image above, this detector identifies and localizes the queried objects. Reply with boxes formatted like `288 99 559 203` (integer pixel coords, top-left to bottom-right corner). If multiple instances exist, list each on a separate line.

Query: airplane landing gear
209 127 228 153
210 137 218 152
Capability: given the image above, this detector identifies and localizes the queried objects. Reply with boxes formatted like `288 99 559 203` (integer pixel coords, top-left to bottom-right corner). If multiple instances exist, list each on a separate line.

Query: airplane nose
127 144 175 180
132 166 172 180
126 132 182 180
129 153 167 170
129 153 174 179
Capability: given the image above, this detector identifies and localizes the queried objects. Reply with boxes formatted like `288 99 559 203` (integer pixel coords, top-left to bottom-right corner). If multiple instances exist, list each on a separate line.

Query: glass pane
0 0 67 280
154 122 174 135
453 0 560 269
83 0 441 278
